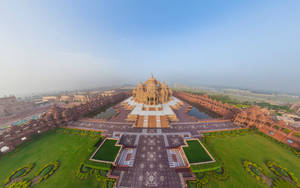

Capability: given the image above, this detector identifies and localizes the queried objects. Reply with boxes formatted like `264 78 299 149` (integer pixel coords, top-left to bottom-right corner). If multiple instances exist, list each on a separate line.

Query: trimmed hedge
75 163 115 188
75 163 96 180
272 178 296 188
187 165 229 187
212 166 229 181
266 161 300 187
190 161 221 173
7 179 31 188
242 160 265 183
60 128 103 138
4 163 34 185
203 129 250 138
95 170 115 188
84 160 112 171
35 161 60 183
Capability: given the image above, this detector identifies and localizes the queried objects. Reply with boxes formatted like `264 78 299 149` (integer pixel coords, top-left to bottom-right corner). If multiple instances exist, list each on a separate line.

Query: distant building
73 95 90 103
0 96 35 117
101 90 115 97
291 102 300 114
42 96 59 102
60 95 73 102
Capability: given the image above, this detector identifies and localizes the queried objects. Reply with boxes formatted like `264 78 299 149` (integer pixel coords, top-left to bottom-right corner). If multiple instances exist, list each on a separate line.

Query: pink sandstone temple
123 76 183 128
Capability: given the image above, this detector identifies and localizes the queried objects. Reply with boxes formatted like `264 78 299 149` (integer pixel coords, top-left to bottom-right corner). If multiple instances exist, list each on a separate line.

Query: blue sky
0 0 300 96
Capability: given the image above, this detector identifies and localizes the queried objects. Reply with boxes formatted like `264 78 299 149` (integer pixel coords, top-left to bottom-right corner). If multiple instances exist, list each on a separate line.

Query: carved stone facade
132 76 173 105
175 91 300 150
233 106 300 150
0 92 130 154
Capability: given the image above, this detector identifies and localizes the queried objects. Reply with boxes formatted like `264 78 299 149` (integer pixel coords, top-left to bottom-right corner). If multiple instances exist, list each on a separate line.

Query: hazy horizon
1 1 300 97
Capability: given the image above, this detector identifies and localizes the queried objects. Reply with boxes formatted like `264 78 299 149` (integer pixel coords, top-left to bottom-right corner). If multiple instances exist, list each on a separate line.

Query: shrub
282 128 292 134
272 178 296 188
212 166 229 181
94 170 115 188
75 163 96 180
190 162 221 173
35 161 60 183
242 160 265 183
4 163 35 185
7 179 32 188
266 161 300 187
61 128 102 137
204 129 250 139
293 132 300 138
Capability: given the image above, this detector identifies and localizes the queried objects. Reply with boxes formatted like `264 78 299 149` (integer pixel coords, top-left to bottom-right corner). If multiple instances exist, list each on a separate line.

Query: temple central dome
132 75 173 105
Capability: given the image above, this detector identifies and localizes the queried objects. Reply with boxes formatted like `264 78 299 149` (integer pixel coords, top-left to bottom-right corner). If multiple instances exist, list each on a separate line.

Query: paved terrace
116 135 183 188
67 120 239 137
64 100 242 188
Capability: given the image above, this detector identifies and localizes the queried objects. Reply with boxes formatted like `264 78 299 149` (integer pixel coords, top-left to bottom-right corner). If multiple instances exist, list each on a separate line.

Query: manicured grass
183 140 213 163
203 133 300 188
92 139 121 162
0 130 102 188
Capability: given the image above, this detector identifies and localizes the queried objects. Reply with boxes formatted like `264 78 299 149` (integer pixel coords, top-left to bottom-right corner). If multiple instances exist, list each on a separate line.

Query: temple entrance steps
148 116 156 128
134 115 170 128
136 116 144 128
160 116 169 128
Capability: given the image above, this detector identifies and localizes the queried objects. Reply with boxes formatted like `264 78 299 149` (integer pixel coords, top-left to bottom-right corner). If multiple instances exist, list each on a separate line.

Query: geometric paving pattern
119 135 182 188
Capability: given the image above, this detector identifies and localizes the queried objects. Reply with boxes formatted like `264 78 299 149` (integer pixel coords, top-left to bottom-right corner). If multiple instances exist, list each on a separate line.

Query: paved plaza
117 135 182 188
66 99 242 188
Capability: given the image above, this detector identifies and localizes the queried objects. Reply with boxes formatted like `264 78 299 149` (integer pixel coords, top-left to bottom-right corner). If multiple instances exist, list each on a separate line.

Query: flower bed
7 179 31 188
203 129 250 138
212 166 229 181
35 161 60 183
242 160 266 183
4 163 34 185
187 165 228 188
266 161 300 187
59 128 103 138
75 163 115 188
75 163 95 180
273 179 296 188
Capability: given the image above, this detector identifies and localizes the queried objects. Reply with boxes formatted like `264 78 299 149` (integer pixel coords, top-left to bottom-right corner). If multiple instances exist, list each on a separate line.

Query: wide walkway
118 135 183 188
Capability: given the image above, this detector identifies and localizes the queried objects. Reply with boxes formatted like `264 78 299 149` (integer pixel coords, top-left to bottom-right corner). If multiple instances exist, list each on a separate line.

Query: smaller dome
161 82 167 88
137 83 143 88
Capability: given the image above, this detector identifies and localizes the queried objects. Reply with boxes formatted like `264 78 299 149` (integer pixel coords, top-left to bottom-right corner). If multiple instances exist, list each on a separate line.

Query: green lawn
92 139 121 162
183 140 213 163
0 130 103 188
203 133 300 188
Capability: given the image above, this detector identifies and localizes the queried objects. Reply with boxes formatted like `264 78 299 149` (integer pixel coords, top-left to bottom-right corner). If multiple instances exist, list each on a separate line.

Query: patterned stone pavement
65 102 244 188
118 135 182 188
